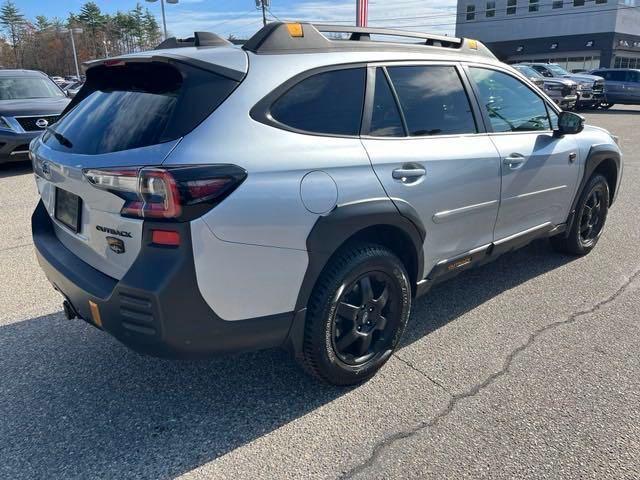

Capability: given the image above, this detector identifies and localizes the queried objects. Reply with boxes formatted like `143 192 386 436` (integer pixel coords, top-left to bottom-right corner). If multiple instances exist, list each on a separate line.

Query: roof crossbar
242 22 495 58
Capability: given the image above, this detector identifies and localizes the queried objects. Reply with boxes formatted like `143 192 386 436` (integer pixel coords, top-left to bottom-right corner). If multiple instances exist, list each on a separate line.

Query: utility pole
256 0 269 27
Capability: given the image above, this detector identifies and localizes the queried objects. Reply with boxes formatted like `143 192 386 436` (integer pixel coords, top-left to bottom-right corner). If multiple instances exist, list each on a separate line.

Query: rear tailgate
32 141 179 280
31 50 246 280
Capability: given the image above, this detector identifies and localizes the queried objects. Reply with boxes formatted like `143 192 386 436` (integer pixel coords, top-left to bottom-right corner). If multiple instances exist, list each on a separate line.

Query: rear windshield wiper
47 127 73 148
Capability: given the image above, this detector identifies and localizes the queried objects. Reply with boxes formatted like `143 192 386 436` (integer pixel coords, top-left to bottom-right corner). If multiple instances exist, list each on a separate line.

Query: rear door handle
392 167 426 181
503 153 526 169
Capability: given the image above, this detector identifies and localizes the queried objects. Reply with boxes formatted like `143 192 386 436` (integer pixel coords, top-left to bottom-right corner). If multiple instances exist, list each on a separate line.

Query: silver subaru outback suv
30 23 623 385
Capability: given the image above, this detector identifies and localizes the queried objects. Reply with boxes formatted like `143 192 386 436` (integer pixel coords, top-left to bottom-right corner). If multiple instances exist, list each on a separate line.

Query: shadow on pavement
583 107 640 115
0 239 574 479
0 159 31 179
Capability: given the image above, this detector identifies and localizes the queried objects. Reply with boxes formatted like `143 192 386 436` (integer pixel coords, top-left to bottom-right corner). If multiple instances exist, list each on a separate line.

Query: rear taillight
84 165 246 222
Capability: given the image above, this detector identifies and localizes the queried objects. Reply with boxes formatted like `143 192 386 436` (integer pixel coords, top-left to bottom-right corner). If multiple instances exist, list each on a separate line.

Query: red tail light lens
84 165 246 221
152 229 181 246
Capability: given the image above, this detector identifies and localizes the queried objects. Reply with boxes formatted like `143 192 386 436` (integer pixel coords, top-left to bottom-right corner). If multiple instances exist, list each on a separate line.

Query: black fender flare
565 144 620 235
285 198 425 354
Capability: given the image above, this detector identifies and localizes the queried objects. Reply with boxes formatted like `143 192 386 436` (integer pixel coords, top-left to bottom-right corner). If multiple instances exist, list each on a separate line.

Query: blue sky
15 0 457 39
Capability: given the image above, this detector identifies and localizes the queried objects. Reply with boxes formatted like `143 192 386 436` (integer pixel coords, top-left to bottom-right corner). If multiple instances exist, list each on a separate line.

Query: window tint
387 66 476 137
531 65 552 77
270 68 365 136
469 67 551 133
369 69 404 137
43 62 238 155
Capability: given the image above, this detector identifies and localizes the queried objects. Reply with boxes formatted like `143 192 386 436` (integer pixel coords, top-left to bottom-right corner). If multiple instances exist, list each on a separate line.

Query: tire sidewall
315 250 411 384
571 175 610 253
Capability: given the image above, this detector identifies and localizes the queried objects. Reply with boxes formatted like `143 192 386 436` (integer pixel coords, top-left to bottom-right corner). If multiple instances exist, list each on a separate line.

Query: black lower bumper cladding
31 201 292 358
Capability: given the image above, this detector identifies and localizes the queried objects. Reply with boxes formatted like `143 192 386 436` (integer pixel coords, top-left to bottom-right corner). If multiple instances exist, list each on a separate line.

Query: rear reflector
152 229 181 246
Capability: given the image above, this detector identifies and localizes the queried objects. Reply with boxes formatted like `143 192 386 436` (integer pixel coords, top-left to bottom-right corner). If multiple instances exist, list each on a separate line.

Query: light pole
67 28 83 79
45 26 83 78
146 0 179 40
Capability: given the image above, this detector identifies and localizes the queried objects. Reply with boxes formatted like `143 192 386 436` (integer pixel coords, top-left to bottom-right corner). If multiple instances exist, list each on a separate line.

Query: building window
574 0 585 6
529 0 539 12
486 1 496 17
507 0 517 15
552 0 563 8
595 0 606 3
466 4 476 20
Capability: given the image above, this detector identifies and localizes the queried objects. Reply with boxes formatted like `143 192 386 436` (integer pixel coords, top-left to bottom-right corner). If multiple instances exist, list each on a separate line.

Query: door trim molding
432 199 499 224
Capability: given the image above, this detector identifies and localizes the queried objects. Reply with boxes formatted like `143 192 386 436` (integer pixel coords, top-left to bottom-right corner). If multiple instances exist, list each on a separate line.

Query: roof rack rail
156 31 231 50
243 22 495 58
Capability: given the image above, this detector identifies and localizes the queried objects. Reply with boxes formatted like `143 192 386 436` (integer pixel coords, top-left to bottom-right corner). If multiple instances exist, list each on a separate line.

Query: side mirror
555 111 584 136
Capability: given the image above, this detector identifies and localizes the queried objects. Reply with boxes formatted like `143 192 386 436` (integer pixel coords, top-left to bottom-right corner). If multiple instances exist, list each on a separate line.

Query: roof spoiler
155 31 231 49
242 22 495 58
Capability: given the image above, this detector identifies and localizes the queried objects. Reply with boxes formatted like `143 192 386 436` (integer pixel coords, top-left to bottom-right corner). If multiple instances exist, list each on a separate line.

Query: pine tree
0 0 25 67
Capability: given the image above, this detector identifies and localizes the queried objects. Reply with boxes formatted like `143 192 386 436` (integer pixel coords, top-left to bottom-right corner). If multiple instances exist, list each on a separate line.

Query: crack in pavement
341 268 640 479
0 242 33 253
394 353 451 394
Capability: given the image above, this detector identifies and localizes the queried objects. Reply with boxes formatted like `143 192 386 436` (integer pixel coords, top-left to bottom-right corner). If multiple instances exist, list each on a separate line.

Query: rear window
269 68 366 136
387 65 477 136
43 62 238 155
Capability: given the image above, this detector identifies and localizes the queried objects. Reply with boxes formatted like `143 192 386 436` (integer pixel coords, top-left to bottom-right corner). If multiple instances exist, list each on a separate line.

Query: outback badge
106 236 125 254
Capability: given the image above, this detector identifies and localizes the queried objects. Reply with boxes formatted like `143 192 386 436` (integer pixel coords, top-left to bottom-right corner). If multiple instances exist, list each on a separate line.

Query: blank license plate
55 188 82 233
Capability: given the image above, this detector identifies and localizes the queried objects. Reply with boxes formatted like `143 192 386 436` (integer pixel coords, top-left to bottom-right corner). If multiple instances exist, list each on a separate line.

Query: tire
299 243 411 386
599 102 614 110
551 174 610 256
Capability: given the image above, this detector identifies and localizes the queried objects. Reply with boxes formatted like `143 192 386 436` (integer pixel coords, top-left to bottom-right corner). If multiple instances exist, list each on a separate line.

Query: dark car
0 70 70 163
588 68 640 109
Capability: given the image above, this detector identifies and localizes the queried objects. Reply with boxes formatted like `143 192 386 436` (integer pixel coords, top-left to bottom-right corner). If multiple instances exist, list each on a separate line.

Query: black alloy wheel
550 174 610 256
299 244 411 386
578 183 607 248
331 271 401 366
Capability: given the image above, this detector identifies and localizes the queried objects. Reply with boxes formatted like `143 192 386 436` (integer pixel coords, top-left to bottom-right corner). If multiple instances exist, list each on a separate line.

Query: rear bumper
32 200 293 358
0 130 40 163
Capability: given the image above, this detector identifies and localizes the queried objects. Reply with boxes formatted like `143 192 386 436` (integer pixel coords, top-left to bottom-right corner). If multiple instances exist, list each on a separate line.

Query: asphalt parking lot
1 106 639 479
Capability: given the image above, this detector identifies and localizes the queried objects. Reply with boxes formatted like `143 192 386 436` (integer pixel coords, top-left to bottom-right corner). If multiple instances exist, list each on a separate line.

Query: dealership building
455 0 640 70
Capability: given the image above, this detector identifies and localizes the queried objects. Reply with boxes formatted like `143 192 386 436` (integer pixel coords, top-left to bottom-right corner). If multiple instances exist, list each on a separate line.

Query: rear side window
386 65 477 136
270 68 365 136
369 69 404 137
43 62 238 155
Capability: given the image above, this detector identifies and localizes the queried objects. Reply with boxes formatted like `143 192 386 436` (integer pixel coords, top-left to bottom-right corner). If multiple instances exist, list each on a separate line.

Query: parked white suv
31 23 623 385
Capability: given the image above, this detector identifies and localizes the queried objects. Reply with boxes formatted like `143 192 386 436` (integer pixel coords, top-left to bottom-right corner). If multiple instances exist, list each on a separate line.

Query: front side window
369 69 404 137
386 65 476 137
270 68 365 136
469 67 551 133
0 76 64 100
